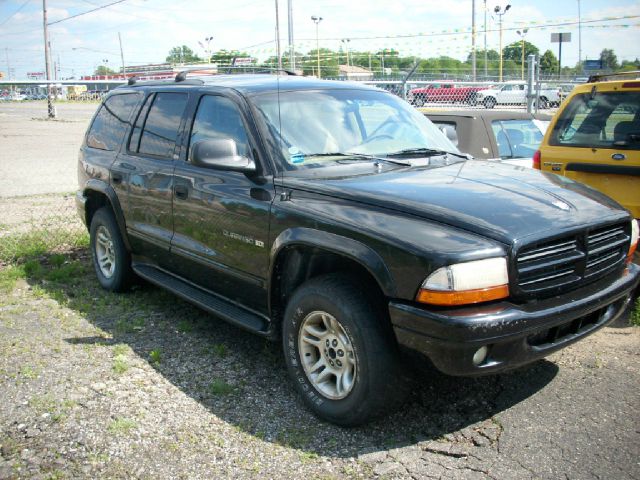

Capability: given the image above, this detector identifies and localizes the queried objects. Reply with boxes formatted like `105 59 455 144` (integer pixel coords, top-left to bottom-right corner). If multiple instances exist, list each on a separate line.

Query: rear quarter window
86 93 140 151
550 91 640 149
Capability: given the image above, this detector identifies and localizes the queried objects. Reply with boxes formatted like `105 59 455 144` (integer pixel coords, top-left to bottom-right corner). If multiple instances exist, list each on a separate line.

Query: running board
133 264 270 336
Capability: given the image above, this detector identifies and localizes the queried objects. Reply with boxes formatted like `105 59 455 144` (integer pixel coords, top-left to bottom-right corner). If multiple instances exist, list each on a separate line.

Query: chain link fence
0 194 87 264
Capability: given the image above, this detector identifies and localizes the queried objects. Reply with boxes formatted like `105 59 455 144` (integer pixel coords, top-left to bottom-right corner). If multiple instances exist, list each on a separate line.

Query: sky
0 0 639 79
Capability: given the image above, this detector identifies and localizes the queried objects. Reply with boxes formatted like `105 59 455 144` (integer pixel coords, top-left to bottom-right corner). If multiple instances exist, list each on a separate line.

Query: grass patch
112 355 129 374
177 319 194 333
28 395 76 422
630 297 640 327
0 229 88 265
114 316 145 335
0 265 27 293
209 378 234 396
20 365 39 379
203 343 229 358
107 417 137 435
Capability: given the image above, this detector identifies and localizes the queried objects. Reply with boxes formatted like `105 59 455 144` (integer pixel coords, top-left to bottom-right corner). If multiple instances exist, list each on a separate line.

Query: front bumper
391 264 639 376
75 190 87 227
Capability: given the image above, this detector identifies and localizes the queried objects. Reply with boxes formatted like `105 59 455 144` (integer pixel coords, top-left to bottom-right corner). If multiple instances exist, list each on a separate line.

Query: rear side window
86 93 140 151
431 121 458 147
130 92 188 159
550 91 640 149
492 119 543 159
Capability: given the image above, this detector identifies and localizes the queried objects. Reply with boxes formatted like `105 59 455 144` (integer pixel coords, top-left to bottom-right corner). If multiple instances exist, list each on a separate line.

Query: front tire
90 207 134 292
282 274 404 426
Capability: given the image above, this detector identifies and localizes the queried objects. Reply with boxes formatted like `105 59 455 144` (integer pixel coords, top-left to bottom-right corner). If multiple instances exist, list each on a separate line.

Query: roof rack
587 70 640 83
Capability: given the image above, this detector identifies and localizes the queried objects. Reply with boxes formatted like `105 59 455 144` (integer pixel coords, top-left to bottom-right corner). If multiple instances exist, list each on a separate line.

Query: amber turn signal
416 284 509 306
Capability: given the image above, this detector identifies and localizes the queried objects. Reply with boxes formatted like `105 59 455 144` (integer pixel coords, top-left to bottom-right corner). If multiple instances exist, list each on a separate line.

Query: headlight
628 219 639 260
416 257 509 306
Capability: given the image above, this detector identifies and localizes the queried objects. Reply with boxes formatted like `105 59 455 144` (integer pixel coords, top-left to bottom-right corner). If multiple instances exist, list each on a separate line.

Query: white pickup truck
475 81 561 109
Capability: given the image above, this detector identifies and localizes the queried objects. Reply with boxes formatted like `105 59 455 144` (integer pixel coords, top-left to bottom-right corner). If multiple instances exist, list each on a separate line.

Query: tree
503 41 539 65
539 50 559 74
599 49 619 70
166 45 202 65
94 65 116 75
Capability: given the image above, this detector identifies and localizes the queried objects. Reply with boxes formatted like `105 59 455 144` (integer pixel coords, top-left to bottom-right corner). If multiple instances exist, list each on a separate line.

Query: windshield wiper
306 152 411 166
386 148 469 160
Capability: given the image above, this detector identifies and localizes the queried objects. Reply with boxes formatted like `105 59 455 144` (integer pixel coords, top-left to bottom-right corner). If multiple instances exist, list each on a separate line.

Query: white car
475 81 561 109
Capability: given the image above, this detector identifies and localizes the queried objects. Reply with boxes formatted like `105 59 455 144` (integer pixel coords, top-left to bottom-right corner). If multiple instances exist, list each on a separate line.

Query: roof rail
587 70 640 83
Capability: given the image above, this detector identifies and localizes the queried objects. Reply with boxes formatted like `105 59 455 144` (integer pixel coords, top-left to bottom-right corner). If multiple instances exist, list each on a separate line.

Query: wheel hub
95 225 116 279
299 311 357 400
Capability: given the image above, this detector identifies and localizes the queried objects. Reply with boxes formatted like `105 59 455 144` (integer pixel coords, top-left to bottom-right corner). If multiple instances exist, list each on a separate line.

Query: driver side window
189 95 251 160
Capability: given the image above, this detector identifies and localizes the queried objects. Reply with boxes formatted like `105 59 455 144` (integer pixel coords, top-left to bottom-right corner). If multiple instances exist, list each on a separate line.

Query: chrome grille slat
516 223 628 295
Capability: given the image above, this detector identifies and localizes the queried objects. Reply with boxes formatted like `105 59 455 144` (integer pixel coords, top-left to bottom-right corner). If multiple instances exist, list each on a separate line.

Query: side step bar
133 264 271 336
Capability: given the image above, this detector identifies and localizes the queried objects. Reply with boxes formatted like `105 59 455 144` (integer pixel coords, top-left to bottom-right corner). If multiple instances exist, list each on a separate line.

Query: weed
115 316 145 334
107 417 137 435
20 365 38 379
177 319 194 333
112 355 129 374
0 265 26 292
45 261 85 284
299 451 320 463
209 378 234 395
112 344 129 356
276 428 312 449
204 343 229 358
28 395 76 422
149 349 161 364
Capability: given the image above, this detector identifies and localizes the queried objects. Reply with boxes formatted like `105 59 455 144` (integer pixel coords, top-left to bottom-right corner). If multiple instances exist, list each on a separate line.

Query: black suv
77 74 640 426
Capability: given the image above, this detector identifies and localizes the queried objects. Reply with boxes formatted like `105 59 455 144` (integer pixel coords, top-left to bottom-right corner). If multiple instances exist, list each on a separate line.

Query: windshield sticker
288 146 305 164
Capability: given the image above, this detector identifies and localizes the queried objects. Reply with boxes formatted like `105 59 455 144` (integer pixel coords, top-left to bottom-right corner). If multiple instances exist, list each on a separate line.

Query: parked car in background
537 71 640 221
422 109 551 168
408 83 491 107
475 81 561 109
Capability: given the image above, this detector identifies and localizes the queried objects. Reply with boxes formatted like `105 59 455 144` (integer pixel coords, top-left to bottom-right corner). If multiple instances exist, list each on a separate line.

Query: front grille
516 223 629 296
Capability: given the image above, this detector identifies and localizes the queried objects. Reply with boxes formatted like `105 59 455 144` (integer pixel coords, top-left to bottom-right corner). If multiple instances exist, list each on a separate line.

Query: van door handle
174 184 189 199
112 173 123 184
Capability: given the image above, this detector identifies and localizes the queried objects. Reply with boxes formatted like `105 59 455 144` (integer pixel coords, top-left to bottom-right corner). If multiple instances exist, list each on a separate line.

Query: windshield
252 88 458 170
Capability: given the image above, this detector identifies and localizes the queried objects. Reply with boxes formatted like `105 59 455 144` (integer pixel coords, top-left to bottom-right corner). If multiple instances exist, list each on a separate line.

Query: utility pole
471 0 476 81
483 0 487 79
494 4 511 83
275 0 282 70
287 0 295 71
311 16 322 78
43 0 55 118
118 32 126 78
577 0 582 69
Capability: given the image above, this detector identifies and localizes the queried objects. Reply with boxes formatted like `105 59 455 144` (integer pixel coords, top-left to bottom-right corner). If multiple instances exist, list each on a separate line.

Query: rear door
113 91 190 263
542 86 640 217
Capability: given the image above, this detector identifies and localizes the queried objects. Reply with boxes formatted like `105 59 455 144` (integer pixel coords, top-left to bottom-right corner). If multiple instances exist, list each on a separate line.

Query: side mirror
191 138 256 173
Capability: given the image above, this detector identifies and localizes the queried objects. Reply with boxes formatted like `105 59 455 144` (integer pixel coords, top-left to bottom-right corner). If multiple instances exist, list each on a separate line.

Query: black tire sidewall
90 207 131 292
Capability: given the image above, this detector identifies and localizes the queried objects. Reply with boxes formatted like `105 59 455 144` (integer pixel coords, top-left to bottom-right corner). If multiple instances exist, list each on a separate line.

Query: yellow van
536 72 639 219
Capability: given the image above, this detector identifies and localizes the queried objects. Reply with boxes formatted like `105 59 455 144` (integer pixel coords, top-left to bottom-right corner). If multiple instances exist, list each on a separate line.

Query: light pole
311 16 322 77
516 28 528 80
494 4 511 82
199 36 213 63
483 0 488 79
341 38 350 67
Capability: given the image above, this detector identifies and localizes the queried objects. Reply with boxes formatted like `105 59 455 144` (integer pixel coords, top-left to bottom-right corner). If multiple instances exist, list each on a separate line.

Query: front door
170 93 274 313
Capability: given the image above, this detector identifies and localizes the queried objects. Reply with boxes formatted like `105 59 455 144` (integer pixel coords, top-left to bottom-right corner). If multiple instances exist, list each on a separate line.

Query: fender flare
269 227 397 300
83 179 131 252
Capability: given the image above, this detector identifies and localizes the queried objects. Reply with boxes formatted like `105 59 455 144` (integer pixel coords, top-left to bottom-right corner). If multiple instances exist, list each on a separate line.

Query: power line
0 0 31 27
47 0 131 26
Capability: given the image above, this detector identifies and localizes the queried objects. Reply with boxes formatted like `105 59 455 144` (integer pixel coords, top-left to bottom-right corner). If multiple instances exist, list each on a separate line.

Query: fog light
472 346 488 366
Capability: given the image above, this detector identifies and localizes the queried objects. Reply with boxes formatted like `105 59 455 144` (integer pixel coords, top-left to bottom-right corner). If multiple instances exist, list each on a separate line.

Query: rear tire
282 273 405 426
90 207 134 292
483 97 496 109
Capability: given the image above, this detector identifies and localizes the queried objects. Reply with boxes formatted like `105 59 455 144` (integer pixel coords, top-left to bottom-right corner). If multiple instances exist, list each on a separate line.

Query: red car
408 83 490 107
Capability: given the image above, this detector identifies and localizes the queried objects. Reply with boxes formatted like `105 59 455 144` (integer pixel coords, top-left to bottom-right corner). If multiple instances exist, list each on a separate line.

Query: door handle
174 184 189 199
112 173 123 184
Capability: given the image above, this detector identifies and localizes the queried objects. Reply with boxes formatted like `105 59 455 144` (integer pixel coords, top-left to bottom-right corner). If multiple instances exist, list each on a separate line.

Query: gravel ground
0 249 639 480
0 102 96 198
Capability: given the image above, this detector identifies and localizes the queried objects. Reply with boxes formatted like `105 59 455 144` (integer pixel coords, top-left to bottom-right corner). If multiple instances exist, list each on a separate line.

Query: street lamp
341 38 351 67
494 4 511 82
198 36 214 63
516 28 528 80
311 16 322 77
